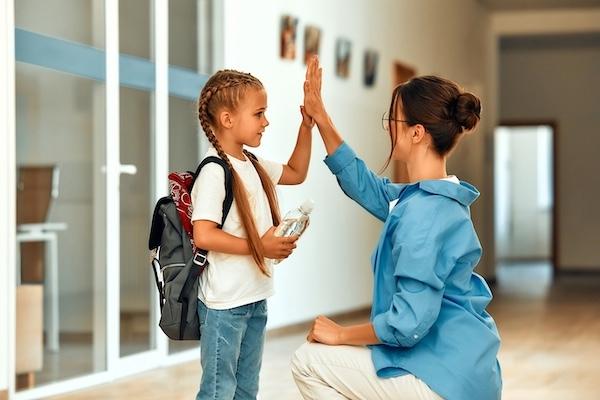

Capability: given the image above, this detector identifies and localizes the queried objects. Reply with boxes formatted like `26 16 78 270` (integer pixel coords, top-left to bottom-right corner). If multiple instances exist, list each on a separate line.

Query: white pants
291 342 443 400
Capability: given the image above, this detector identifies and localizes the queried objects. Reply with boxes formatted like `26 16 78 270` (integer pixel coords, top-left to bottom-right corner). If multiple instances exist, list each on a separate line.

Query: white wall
221 0 493 328
1 0 16 393
499 34 600 269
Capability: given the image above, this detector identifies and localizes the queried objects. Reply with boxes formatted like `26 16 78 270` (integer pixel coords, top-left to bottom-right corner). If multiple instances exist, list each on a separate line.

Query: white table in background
16 222 67 352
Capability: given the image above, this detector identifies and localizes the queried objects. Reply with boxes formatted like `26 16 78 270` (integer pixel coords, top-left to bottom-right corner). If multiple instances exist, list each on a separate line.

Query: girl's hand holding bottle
261 226 298 260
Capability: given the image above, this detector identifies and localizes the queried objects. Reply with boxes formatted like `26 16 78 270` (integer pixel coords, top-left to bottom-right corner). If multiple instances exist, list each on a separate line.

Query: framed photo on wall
280 15 298 60
304 25 321 64
364 49 379 87
335 38 352 78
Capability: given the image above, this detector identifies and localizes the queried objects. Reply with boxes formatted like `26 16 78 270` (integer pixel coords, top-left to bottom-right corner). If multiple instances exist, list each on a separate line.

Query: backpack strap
177 157 235 307
191 156 234 229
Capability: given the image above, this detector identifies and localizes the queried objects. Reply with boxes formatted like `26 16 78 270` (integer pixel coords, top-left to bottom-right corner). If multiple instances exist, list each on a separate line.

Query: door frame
391 61 416 183
496 119 559 275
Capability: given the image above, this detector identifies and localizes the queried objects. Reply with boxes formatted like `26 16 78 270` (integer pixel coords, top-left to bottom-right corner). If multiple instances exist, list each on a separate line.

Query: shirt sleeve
191 162 226 224
323 142 408 222
372 201 473 348
256 155 284 185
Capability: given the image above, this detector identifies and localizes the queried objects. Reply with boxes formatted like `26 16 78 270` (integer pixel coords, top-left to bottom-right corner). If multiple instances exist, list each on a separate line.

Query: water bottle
273 199 315 264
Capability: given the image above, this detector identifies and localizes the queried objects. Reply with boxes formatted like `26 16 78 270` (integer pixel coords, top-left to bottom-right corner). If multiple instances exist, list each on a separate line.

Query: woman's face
390 102 414 162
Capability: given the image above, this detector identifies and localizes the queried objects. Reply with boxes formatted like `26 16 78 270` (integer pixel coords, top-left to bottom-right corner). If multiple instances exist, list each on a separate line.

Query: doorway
494 122 557 286
391 61 416 183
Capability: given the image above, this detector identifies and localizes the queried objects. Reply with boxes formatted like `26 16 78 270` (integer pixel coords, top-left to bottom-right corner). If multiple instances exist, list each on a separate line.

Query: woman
291 56 502 400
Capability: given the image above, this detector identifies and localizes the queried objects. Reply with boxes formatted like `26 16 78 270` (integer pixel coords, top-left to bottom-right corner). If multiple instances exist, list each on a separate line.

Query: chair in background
15 165 66 388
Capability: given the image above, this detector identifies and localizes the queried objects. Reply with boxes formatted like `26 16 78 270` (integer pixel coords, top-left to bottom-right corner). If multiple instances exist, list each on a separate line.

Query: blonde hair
197 70 281 275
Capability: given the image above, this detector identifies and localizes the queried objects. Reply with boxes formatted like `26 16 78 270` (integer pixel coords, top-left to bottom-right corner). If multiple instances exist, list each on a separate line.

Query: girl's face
230 88 269 148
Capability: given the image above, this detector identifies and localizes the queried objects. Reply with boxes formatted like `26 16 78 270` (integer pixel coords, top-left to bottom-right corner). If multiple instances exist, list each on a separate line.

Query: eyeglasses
381 112 411 131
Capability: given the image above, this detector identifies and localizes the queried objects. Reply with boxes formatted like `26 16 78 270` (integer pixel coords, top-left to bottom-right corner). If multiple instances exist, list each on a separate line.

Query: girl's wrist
301 120 314 130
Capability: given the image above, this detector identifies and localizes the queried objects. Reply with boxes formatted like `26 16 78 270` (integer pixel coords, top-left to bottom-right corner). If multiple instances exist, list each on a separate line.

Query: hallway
48 264 600 400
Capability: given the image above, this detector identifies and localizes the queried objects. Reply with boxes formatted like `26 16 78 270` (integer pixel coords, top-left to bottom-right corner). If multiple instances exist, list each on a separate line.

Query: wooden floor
47 263 600 400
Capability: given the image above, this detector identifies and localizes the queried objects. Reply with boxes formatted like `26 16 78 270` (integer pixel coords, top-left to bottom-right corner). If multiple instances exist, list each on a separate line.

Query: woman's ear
218 110 234 129
412 124 427 144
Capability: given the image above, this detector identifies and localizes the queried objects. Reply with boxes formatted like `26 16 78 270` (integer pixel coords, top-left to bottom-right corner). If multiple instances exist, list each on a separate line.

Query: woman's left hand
303 55 326 124
307 315 345 345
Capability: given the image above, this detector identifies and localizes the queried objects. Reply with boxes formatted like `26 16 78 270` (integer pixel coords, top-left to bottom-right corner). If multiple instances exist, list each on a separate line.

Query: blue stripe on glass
15 28 207 100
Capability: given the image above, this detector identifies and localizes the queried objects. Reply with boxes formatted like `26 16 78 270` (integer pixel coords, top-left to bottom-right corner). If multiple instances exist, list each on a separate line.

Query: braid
244 149 281 226
197 70 279 276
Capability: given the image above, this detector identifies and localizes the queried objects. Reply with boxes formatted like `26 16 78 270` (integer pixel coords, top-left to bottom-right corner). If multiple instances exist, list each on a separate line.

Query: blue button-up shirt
324 142 502 400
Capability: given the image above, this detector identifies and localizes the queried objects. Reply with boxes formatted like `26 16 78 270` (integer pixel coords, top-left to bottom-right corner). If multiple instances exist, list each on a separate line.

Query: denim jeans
196 300 268 400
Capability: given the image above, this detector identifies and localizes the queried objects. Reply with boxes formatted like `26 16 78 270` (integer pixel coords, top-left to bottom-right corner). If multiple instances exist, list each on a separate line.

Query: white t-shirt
190 147 283 310
442 175 460 184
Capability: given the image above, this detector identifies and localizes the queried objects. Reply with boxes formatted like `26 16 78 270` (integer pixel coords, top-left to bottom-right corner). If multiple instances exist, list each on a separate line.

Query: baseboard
555 268 600 276
497 257 551 264
267 306 371 339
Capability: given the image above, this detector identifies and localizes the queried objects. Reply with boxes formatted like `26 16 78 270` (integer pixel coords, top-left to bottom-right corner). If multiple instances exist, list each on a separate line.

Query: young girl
191 69 313 399
292 57 502 400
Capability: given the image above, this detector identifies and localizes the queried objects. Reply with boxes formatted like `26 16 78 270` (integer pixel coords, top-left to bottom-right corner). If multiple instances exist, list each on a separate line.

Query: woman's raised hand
303 55 325 124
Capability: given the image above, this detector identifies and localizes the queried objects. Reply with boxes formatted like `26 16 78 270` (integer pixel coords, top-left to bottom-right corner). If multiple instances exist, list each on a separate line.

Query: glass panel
15 63 107 388
169 0 198 71
118 0 155 359
167 0 209 354
119 86 154 357
120 0 151 60
15 0 103 47
167 96 204 354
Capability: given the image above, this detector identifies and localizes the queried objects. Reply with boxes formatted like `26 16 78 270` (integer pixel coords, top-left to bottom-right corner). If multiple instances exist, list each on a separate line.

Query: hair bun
452 92 481 131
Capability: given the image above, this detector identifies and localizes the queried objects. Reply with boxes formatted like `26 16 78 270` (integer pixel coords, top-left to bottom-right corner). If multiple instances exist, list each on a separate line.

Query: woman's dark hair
382 75 481 171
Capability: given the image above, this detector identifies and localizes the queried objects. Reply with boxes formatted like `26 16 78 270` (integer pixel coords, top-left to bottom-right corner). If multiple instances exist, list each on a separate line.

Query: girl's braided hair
197 70 281 275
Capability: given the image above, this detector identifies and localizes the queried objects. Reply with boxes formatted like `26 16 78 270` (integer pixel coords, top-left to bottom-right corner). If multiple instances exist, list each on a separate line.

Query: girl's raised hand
300 105 315 129
303 55 325 123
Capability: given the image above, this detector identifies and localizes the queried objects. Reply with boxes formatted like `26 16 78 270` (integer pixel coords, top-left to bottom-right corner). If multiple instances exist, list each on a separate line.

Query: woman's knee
291 342 315 377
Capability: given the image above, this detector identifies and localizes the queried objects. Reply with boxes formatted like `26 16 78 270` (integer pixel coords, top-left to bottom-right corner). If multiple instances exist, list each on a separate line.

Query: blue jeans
196 300 268 400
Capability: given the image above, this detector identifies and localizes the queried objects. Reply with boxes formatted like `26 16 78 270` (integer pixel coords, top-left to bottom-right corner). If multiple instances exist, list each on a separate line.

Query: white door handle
119 164 138 175
100 164 138 175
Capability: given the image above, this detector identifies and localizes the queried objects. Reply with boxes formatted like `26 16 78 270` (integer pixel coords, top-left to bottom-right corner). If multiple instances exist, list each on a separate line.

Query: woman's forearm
314 111 343 156
340 322 381 346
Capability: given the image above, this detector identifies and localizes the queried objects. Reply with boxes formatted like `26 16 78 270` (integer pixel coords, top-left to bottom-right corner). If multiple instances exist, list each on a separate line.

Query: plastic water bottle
273 199 315 264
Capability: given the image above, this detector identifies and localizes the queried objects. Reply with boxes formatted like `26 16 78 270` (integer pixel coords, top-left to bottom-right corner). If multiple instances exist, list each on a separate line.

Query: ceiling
479 0 600 11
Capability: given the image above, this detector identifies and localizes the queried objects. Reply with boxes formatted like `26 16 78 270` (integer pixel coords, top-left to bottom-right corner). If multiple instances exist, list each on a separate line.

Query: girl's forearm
195 227 250 255
286 123 313 181
314 112 343 156
340 322 381 346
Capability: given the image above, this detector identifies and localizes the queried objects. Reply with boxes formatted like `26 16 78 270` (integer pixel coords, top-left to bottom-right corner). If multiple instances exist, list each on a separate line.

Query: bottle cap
300 199 315 214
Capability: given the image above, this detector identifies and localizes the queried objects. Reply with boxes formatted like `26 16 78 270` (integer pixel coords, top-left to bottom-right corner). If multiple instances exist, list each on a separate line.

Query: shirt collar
417 179 480 206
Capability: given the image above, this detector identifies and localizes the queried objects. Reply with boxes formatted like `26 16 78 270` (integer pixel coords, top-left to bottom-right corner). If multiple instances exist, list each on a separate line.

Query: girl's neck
214 132 246 161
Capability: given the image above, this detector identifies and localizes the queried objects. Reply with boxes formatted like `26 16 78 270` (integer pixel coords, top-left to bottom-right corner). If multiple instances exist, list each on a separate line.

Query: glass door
117 0 157 361
13 0 108 394
10 0 212 396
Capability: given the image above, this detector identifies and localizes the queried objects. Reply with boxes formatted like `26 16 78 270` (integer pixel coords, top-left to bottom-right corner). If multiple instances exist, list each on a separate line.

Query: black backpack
148 157 233 340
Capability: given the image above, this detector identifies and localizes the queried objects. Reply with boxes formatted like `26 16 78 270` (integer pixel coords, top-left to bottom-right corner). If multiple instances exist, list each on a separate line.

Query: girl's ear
218 110 234 129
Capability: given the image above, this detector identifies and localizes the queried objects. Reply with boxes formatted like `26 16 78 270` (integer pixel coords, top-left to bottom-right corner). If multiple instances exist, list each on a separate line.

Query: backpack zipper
161 263 186 272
